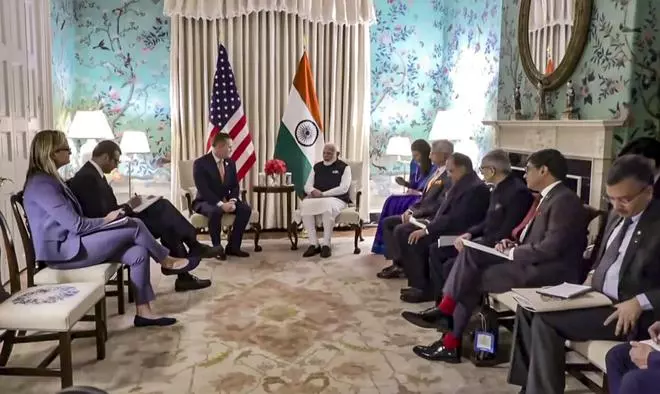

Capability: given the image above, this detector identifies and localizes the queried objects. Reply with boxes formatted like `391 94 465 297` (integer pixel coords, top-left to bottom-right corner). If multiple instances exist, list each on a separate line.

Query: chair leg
288 222 299 250
116 267 125 315
253 223 263 252
94 300 106 360
126 267 134 303
59 332 73 388
353 222 361 254
0 330 16 366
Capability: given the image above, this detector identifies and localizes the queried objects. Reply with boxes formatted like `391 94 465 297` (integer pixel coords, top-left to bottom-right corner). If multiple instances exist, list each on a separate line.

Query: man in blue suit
192 133 251 257
606 322 660 394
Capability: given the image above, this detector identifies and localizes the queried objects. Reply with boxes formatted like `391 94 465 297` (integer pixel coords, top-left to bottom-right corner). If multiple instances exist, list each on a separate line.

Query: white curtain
164 0 376 25
529 0 574 73
169 9 372 228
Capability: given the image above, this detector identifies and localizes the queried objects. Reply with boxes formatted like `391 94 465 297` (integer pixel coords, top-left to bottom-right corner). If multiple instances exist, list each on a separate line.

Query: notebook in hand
437 236 459 247
409 217 430 229
461 239 512 260
639 339 660 352
535 282 593 299
132 195 162 213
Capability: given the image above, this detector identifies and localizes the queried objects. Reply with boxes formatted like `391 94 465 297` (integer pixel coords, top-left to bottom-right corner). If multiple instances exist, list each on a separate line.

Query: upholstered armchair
177 160 262 254
288 160 365 254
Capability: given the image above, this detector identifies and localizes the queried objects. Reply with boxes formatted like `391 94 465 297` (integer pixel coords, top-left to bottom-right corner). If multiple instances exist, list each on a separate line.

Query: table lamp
119 130 151 196
67 110 114 163
385 136 411 191
429 109 479 168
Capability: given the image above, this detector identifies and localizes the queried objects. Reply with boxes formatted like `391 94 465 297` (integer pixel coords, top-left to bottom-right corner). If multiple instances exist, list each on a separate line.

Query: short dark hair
212 133 231 147
92 140 121 158
606 154 655 186
449 152 473 172
618 137 660 169
527 149 568 181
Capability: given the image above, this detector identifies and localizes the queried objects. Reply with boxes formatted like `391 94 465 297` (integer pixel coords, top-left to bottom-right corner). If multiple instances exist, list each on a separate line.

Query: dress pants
382 215 403 263
47 218 169 304
134 198 197 253
508 307 655 394
443 247 528 340
196 200 251 249
606 343 660 394
428 248 457 300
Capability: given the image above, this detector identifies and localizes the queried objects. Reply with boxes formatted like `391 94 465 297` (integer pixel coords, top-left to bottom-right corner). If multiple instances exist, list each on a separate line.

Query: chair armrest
179 188 193 215
355 190 362 212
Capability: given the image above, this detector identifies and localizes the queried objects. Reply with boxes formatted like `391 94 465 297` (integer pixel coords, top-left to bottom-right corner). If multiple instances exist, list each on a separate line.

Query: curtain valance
163 0 376 25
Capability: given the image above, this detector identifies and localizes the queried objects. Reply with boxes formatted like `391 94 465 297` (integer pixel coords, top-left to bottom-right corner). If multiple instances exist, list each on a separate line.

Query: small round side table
252 184 296 230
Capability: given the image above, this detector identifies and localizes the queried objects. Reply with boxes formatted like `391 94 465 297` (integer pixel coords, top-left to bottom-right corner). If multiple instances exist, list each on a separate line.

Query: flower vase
268 175 279 186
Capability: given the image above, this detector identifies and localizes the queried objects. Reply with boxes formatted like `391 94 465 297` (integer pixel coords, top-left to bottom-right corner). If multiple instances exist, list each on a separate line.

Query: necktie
591 217 633 292
511 194 542 241
424 169 442 193
218 160 225 181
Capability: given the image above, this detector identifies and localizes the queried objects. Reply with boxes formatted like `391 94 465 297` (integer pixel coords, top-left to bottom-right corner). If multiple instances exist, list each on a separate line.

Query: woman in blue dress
371 139 435 254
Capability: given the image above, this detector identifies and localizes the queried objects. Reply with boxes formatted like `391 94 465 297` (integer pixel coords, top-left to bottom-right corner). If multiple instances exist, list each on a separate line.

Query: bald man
300 143 352 258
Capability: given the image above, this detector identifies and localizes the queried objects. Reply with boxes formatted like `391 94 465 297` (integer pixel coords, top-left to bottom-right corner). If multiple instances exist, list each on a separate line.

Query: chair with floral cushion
288 160 364 254
0 209 106 389
177 159 262 258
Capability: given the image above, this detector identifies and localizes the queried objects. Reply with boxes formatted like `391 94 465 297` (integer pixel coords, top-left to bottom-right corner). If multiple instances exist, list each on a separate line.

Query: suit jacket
409 170 451 219
512 183 588 284
23 173 105 262
67 161 127 218
594 200 660 313
192 152 240 209
467 174 534 246
425 171 491 239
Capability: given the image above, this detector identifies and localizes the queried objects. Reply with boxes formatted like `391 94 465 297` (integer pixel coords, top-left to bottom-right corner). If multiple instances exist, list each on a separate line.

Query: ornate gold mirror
518 0 593 91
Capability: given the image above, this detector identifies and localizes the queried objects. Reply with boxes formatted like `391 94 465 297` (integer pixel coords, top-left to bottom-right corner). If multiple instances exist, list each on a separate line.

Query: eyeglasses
479 166 495 174
603 186 649 205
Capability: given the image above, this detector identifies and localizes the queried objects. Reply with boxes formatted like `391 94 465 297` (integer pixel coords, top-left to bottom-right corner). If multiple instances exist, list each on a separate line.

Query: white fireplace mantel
482 119 625 210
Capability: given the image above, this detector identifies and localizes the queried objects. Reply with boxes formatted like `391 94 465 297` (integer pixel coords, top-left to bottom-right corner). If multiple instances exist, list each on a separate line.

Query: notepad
535 282 593 299
438 236 459 247
461 239 512 260
81 216 129 235
511 287 612 312
639 339 660 352
132 195 162 213
409 217 430 229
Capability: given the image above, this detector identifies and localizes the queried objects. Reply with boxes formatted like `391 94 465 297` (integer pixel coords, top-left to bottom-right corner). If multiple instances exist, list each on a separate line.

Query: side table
252 185 296 231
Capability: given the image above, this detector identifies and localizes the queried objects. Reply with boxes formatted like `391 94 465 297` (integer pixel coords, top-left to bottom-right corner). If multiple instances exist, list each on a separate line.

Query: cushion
292 207 361 226
566 340 621 372
189 210 260 229
34 262 122 285
0 283 105 331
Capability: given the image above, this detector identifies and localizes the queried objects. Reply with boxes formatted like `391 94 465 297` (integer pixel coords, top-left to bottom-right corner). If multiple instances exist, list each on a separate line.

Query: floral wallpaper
497 0 660 149
51 0 171 180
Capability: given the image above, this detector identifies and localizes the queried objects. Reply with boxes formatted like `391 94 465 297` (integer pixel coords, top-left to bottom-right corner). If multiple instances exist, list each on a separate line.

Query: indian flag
274 52 324 197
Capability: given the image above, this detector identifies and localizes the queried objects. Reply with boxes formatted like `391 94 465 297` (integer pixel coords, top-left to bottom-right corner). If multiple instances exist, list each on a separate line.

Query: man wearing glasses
508 154 660 394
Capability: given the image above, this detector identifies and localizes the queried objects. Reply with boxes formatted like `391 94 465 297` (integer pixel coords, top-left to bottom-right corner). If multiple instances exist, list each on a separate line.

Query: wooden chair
177 159 263 257
0 209 106 389
288 160 365 254
10 192 131 315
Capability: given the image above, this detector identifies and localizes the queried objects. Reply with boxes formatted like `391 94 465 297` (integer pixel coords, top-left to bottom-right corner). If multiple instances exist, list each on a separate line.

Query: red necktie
511 193 542 241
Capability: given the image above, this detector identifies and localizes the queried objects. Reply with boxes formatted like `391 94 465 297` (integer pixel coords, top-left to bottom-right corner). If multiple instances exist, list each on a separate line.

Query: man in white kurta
301 143 352 258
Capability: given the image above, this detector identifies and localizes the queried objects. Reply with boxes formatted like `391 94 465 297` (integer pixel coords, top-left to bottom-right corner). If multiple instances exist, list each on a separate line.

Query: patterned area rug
3 237 589 393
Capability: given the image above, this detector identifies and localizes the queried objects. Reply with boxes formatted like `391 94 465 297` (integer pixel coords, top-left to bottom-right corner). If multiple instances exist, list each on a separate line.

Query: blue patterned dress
371 160 436 255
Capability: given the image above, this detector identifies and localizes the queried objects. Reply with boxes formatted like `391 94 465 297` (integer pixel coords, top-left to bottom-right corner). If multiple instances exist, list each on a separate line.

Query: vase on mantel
268 175 280 186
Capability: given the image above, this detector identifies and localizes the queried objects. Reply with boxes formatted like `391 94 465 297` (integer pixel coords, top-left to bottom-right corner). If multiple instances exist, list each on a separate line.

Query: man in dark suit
377 139 454 279
407 149 588 364
606 320 660 394
423 149 534 303
508 154 660 394
68 140 214 292
192 133 251 257
618 137 660 198
399 153 491 303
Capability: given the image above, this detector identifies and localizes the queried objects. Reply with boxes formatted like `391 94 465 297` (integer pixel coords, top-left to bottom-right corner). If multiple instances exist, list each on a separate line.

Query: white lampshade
385 136 411 157
429 110 464 141
67 110 114 140
120 130 151 154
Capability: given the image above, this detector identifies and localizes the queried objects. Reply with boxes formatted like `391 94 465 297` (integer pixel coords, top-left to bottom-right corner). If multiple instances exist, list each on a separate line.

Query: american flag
205 44 255 181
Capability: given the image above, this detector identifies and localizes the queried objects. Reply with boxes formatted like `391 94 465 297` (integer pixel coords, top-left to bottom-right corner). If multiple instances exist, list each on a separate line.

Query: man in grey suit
377 139 454 279
404 149 589 363
508 154 660 394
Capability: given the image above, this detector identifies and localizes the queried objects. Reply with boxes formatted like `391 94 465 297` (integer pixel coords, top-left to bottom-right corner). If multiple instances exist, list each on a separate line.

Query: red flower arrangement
264 159 287 176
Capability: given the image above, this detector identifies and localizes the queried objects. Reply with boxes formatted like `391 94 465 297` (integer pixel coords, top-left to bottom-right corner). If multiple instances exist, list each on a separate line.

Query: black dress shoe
400 288 434 303
190 244 224 259
320 245 332 258
376 265 406 279
226 249 250 258
175 273 211 292
401 306 452 329
303 245 321 257
134 315 177 327
412 339 461 363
